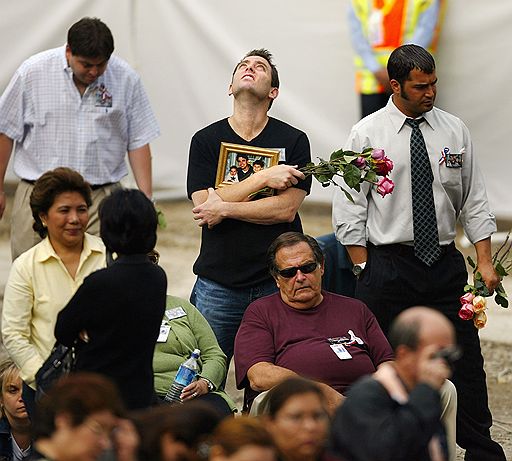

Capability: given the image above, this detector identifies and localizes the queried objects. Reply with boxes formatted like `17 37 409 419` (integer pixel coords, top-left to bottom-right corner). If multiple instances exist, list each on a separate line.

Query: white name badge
330 343 352 360
157 325 171 343
165 307 186 320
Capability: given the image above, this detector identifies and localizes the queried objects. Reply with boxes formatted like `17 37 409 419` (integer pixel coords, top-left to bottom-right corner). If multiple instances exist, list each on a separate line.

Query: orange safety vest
352 0 444 94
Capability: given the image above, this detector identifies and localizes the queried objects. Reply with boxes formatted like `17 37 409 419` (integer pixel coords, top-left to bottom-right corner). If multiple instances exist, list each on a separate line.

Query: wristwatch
199 377 214 392
352 261 367 277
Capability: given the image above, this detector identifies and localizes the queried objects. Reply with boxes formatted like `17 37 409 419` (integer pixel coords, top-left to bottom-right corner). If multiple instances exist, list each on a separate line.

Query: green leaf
343 164 363 189
157 209 167 229
327 163 337 174
474 279 490 296
362 147 373 154
330 149 345 160
464 284 476 293
474 280 485 290
495 262 508 277
474 271 482 281
342 187 354 203
495 294 508 308
467 256 476 269
344 155 358 163
364 170 377 183
495 282 507 297
314 173 333 184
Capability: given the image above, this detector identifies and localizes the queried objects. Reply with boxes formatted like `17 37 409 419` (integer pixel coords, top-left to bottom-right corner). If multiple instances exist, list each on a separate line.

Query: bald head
389 306 455 352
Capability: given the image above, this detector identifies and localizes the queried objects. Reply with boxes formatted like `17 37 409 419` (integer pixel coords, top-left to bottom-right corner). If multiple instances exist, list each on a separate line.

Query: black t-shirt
187 117 312 288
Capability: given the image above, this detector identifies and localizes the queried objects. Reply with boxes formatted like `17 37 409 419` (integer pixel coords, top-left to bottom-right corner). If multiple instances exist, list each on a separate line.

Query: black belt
22 179 115 190
368 241 455 257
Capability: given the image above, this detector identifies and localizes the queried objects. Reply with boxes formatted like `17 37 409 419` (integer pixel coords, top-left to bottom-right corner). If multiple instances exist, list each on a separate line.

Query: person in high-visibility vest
348 0 444 118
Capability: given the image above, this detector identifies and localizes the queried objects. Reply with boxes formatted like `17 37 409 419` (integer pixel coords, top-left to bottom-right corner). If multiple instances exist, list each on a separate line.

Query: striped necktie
406 118 441 266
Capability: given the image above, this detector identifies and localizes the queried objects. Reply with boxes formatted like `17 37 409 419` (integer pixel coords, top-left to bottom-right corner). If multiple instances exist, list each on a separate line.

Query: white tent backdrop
1 0 511 218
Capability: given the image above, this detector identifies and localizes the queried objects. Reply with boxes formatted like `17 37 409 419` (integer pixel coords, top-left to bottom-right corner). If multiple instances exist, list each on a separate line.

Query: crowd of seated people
0 167 459 460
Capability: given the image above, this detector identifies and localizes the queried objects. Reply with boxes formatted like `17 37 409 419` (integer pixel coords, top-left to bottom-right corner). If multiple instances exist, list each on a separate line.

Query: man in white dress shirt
0 17 159 260
333 44 505 460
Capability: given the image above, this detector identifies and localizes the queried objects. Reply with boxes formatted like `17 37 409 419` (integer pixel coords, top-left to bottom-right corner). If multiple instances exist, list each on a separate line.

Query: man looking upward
187 49 311 363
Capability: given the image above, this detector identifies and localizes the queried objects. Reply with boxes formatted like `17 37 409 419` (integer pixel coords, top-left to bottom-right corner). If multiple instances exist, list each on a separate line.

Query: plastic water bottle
164 349 201 404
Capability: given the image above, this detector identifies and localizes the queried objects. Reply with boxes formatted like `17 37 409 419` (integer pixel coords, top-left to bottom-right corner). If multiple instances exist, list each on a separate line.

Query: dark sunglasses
276 262 319 278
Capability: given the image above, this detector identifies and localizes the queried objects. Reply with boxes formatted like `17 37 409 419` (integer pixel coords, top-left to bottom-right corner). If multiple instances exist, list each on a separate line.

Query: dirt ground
0 196 510 459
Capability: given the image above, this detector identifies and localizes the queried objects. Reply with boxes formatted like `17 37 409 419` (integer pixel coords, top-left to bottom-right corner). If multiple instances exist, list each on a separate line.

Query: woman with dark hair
207 417 276 461
0 361 31 460
2 167 105 414
132 401 222 461
31 372 137 461
55 188 167 410
260 378 330 461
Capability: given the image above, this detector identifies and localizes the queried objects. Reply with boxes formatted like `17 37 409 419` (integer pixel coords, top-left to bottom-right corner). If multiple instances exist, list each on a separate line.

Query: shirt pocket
438 162 462 187
436 153 463 210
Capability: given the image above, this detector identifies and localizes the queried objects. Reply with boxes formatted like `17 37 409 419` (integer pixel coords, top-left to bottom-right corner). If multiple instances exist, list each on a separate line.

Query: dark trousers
356 243 506 461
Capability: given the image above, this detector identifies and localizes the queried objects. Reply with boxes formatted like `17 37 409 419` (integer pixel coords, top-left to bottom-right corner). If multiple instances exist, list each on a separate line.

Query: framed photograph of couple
215 143 281 197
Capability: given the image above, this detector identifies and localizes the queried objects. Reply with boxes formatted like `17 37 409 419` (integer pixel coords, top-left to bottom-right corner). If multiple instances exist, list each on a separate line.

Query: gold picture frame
215 143 281 197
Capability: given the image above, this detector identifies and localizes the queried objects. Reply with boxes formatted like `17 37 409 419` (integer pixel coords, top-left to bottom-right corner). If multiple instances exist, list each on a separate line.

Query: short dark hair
263 377 325 418
387 44 435 86
99 188 157 255
211 417 275 456
32 373 124 439
30 167 92 238
67 17 114 59
133 401 222 461
387 316 421 352
236 153 248 161
253 159 265 168
232 48 279 109
267 232 324 278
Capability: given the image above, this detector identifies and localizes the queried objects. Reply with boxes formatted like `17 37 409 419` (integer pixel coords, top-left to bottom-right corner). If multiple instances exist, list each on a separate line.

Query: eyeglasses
276 262 319 278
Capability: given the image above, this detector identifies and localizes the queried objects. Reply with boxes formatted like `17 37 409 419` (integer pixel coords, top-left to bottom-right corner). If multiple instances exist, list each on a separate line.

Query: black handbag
35 342 76 402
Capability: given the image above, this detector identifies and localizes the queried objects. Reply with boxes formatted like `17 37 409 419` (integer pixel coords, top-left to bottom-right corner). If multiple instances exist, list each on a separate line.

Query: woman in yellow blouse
2 167 105 415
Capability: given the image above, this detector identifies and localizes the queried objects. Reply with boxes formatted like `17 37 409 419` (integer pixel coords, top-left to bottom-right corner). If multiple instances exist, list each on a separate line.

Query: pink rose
473 311 487 329
460 292 475 304
376 177 395 197
354 156 366 169
374 157 394 176
472 295 486 313
458 303 475 320
371 148 385 160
